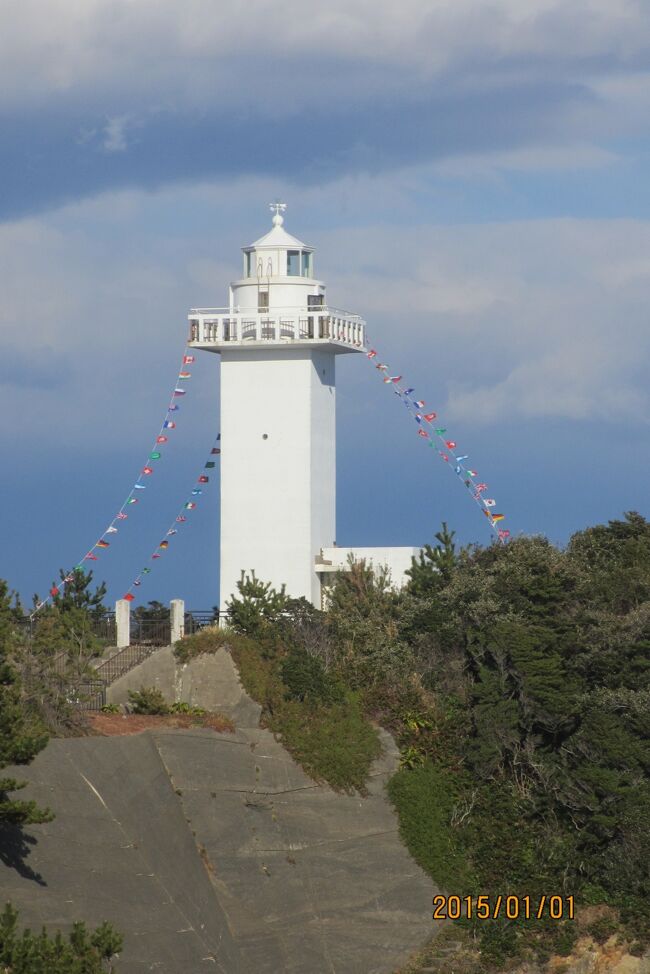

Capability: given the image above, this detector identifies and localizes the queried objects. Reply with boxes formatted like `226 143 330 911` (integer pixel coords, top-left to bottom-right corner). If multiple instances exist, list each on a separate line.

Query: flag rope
365 343 510 543
121 435 221 601
31 345 198 617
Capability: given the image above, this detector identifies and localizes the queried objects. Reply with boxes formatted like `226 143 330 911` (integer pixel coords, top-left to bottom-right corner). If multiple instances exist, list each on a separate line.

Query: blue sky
2 0 650 610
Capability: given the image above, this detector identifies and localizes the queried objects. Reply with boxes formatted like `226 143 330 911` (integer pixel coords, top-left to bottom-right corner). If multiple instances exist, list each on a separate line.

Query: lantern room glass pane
301 252 312 276
287 250 300 275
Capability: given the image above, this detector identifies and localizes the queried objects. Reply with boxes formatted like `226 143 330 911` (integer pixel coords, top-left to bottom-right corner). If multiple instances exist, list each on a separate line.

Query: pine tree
0 903 122 972
50 567 107 620
226 571 289 636
406 522 458 598
0 583 51 824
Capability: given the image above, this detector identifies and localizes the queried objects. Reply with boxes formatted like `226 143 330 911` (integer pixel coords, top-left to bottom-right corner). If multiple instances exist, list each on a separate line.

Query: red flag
211 448 221 455
50 586 59 597
156 435 168 444
123 593 135 602
142 466 153 475
117 512 128 520
84 553 98 561
423 413 437 422
198 475 209 483
417 429 429 439
367 349 377 358
152 554 161 559
440 453 449 462
176 515 187 523
446 441 456 449
183 355 195 364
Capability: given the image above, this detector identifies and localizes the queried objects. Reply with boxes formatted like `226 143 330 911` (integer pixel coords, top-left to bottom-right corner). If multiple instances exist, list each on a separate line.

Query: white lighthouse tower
188 204 366 610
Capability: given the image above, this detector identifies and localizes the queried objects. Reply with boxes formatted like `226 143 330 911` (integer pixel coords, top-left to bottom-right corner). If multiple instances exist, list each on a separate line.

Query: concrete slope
1 648 435 972
0 734 244 973
154 725 434 974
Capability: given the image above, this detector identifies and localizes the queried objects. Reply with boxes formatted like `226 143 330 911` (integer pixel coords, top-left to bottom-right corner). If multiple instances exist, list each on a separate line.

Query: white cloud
431 144 620 179
103 115 130 152
0 0 649 118
2 177 649 457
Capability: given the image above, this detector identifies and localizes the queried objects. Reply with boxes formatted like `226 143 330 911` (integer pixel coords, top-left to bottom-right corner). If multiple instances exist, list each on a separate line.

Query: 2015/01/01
432 895 575 921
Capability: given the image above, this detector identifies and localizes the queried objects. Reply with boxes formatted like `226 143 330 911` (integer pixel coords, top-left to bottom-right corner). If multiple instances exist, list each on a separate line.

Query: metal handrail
189 304 363 321
94 643 160 685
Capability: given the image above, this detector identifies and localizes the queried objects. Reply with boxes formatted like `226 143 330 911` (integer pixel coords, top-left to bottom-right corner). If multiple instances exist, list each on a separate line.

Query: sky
2 0 650 610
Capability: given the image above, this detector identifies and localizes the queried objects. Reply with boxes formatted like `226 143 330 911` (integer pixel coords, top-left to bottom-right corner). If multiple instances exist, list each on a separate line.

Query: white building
189 204 419 611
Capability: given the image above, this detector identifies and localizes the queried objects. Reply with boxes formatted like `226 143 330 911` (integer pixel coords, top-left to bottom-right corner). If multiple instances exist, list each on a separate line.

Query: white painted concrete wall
219 347 336 610
230 276 324 312
319 546 420 591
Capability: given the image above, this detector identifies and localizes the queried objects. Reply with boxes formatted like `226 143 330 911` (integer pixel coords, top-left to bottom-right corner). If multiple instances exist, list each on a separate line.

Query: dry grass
86 712 235 736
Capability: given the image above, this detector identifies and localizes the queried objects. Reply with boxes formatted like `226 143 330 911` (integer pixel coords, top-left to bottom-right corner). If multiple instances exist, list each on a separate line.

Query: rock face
0 648 435 973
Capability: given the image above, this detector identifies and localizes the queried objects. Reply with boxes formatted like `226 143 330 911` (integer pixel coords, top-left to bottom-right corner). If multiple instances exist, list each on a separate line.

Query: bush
587 915 618 945
127 686 170 715
0 902 122 973
275 697 381 792
280 648 343 704
173 626 231 664
169 701 206 717
388 762 475 891
231 635 380 792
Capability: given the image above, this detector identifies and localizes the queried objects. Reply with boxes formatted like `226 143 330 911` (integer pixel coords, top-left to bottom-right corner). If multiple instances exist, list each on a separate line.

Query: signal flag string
365 343 510 543
31 344 198 618
121 435 221 601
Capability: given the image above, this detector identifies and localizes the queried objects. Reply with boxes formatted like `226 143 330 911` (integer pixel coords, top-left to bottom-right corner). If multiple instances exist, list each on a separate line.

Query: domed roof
247 203 312 251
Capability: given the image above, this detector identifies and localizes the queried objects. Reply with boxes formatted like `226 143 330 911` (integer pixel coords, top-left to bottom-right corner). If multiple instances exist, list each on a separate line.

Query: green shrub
169 701 206 716
272 697 380 792
173 626 231 664
388 762 475 892
280 648 343 704
0 902 122 972
587 915 618 945
100 703 120 714
231 636 379 792
127 686 170 715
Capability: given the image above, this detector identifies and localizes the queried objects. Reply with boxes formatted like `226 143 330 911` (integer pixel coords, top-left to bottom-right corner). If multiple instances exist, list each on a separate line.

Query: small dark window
287 250 300 276
308 294 323 310
258 290 269 310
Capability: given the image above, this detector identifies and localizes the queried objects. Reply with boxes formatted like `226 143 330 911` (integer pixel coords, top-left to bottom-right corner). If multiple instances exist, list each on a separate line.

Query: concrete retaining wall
106 645 262 726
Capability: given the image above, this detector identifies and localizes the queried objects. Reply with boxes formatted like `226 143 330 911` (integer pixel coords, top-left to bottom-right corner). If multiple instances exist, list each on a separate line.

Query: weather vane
269 201 287 225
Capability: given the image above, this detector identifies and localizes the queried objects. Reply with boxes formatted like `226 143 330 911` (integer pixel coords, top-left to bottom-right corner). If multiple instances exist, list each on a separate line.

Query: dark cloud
0 79 587 221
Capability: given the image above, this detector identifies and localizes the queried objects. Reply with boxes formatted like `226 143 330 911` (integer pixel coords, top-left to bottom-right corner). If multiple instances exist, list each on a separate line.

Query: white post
170 599 185 644
115 599 130 648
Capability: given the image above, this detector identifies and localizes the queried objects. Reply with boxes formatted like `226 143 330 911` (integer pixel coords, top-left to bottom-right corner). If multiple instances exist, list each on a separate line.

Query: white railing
187 305 366 349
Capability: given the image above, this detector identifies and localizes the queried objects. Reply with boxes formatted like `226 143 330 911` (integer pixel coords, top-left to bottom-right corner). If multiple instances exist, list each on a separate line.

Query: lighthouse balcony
187 306 365 353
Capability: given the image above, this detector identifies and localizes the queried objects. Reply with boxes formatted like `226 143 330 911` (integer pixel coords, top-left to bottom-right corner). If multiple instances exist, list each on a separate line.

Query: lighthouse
188 204 366 610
